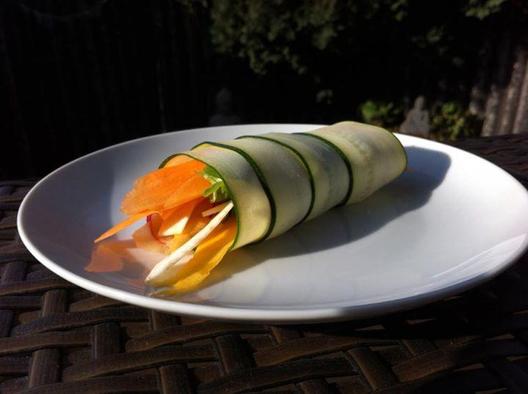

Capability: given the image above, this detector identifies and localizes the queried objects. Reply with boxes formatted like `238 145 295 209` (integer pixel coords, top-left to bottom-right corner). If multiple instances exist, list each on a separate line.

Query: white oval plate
18 124 528 323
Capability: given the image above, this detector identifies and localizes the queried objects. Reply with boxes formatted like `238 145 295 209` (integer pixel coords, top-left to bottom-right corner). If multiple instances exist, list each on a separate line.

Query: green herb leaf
201 166 230 203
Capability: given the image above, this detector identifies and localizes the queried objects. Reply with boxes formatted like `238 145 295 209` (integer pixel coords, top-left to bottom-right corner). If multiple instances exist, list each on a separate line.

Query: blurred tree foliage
431 102 482 140
359 100 403 128
209 0 513 137
464 0 508 19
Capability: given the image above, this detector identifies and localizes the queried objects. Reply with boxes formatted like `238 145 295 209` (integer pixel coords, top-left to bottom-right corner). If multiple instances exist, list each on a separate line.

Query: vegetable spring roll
95 121 407 293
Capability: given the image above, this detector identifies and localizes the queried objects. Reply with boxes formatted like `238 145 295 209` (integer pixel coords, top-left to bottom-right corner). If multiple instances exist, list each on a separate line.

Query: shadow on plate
189 146 452 292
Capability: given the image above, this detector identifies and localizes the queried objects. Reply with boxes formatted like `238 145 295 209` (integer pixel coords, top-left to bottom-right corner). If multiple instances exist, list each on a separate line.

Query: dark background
1 0 527 179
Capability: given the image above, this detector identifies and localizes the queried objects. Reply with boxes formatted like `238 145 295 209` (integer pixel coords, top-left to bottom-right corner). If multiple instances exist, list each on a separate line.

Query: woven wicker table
1 134 528 393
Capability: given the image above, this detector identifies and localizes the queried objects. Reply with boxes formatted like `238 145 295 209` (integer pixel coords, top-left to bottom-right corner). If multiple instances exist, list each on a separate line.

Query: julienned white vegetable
145 201 234 285
202 202 230 217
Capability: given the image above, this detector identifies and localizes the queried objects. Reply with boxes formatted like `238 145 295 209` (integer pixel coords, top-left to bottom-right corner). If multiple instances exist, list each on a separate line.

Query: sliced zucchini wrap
303 121 407 203
242 133 350 220
196 138 312 239
95 121 407 294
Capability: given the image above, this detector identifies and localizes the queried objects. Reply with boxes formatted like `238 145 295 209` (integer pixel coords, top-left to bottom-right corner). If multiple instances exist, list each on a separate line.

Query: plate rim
17 124 528 323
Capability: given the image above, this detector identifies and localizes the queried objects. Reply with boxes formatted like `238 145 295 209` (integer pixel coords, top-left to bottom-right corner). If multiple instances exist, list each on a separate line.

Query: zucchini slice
159 121 405 247
305 121 407 203
238 135 315 221
245 133 349 220
164 145 272 249
199 138 312 239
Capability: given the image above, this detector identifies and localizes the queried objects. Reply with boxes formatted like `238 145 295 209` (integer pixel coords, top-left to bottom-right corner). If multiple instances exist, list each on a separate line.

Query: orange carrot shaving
94 211 154 243
167 233 192 252
164 155 195 168
158 198 202 236
121 160 205 215
181 200 212 234
164 200 212 252
155 216 236 293
133 223 168 254
95 157 211 243
147 213 163 238
86 239 135 272
162 175 211 210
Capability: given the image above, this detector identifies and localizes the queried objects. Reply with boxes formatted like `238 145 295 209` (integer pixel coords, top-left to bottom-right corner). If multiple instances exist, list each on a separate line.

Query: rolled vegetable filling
94 122 407 294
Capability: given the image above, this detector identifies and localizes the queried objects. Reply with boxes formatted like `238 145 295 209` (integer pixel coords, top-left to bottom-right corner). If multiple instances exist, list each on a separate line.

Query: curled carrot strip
121 160 205 215
94 211 154 243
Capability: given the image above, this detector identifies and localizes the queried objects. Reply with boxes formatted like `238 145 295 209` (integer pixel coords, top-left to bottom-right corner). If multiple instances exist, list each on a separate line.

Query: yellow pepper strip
154 216 236 294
